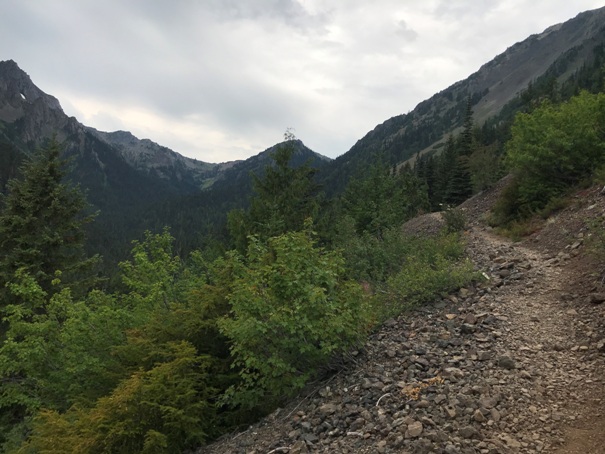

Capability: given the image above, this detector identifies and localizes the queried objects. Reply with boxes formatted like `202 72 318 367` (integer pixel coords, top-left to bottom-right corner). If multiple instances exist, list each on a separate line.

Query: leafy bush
20 341 215 454
0 272 134 451
218 229 370 410
494 91 605 223
381 233 476 317
442 207 467 233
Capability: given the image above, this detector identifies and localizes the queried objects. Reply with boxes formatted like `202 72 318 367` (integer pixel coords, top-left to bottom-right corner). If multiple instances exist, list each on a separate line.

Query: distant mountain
320 6 605 194
0 59 332 262
1 6 604 260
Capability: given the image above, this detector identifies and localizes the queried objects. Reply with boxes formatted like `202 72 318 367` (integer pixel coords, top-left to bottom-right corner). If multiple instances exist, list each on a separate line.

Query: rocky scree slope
198 183 605 454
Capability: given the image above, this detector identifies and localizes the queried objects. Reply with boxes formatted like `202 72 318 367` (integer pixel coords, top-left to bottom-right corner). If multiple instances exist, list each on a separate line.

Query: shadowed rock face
0 59 216 186
0 59 62 119
0 59 71 144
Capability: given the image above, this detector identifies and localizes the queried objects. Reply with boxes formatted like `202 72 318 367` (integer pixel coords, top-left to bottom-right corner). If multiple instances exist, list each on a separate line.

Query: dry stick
267 448 290 454
347 431 364 437
375 392 392 407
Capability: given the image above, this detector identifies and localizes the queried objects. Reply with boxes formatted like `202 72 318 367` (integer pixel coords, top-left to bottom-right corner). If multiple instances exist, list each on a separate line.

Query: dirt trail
469 227 605 453
200 184 605 453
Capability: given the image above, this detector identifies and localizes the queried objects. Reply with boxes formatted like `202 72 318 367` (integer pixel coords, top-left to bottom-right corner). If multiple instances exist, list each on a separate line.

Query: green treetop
0 137 99 311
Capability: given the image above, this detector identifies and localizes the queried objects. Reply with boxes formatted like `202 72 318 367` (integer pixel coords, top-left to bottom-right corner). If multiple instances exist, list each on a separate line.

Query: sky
1 1 604 163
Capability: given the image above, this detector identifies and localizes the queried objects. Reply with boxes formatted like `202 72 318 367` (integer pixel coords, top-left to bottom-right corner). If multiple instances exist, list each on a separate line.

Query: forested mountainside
320 6 605 195
1 6 605 453
0 60 330 263
1 8 605 262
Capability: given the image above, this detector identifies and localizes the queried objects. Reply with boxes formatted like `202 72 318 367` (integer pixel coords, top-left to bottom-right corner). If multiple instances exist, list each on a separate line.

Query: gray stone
497 355 516 370
290 440 309 454
319 403 338 416
587 293 605 304
473 409 487 423
407 421 423 438
460 323 476 334
458 426 477 439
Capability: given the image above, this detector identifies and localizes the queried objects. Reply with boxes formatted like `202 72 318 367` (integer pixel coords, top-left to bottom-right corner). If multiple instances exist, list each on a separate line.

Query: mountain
1 6 604 260
320 6 605 194
0 60 331 262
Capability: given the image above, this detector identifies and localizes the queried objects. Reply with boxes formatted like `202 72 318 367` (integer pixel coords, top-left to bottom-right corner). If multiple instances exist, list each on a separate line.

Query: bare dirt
198 180 605 454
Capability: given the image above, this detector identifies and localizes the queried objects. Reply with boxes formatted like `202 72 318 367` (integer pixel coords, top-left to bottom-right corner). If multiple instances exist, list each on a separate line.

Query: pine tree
445 155 473 206
0 137 99 311
459 95 475 156
228 138 321 251
432 135 457 207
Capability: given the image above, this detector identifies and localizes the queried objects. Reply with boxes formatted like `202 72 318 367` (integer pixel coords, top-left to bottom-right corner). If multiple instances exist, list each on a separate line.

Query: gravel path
198 186 605 453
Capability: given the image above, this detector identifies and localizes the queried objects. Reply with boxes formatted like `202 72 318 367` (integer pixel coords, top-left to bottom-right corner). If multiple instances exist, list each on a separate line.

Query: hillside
320 6 605 195
0 7 604 257
0 60 331 261
1 6 605 451
198 181 605 454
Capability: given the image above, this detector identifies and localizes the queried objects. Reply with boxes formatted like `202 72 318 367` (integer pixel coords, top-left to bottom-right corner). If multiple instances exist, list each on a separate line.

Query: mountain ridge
1 6 604 259
320 6 605 193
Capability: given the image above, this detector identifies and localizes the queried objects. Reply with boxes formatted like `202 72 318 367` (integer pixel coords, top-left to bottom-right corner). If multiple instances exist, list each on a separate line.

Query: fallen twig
375 392 392 407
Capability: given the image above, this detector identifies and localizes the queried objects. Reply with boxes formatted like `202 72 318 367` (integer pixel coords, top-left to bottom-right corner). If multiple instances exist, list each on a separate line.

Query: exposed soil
198 180 605 454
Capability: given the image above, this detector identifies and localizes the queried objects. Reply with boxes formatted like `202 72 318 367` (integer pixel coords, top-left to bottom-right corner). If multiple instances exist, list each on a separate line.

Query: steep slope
199 182 605 454
141 139 332 253
320 6 605 195
88 128 236 190
0 60 209 261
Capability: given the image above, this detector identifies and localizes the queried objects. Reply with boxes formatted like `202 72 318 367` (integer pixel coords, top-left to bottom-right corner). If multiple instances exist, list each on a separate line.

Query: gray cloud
395 20 419 42
1 0 604 162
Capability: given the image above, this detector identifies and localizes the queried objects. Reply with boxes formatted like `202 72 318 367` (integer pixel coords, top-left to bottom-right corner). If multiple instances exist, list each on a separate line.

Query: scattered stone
587 293 605 304
473 409 487 423
458 426 478 439
407 421 423 438
497 355 516 370
289 440 309 454
199 207 605 454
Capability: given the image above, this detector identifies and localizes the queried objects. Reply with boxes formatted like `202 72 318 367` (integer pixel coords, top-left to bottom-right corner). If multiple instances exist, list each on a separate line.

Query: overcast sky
2 1 603 162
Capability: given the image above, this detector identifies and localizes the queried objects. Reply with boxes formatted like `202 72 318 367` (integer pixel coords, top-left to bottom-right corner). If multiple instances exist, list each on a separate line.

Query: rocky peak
0 60 73 146
0 60 63 123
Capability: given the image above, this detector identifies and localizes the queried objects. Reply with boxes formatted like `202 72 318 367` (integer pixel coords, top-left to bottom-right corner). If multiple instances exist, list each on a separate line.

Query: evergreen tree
432 135 457 208
445 155 473 206
228 138 321 251
342 162 428 238
459 95 475 156
0 137 99 312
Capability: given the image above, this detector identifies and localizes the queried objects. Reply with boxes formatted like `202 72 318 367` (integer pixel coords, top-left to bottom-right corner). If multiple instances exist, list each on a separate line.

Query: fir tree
0 137 99 312
445 155 473 206
228 137 321 251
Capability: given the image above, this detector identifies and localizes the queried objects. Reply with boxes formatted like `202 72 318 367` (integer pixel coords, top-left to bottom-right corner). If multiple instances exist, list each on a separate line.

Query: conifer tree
228 137 321 251
445 155 473 206
0 137 98 311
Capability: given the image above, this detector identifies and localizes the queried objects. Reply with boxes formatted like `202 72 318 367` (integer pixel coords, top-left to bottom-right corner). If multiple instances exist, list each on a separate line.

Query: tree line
0 136 475 452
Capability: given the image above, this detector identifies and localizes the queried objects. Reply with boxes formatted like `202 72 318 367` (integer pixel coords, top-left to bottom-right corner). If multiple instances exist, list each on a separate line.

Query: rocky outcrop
0 59 75 144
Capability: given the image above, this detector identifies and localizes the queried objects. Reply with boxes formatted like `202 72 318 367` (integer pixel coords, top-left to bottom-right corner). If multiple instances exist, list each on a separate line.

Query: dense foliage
0 137 99 310
4 47 605 450
492 90 605 224
0 138 476 452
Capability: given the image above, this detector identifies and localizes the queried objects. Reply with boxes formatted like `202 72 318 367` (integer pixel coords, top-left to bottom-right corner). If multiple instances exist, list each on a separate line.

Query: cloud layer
2 0 603 162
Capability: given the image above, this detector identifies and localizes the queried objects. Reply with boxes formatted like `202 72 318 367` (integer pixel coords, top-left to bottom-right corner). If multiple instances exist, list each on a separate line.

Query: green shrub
20 341 214 454
442 207 467 233
495 91 605 224
380 233 476 317
218 229 370 410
